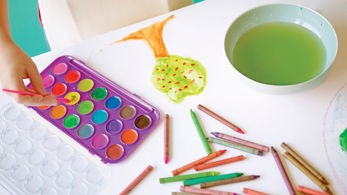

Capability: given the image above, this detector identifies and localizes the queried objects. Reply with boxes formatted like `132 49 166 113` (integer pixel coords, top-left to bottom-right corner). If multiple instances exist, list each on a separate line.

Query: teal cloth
8 0 50 57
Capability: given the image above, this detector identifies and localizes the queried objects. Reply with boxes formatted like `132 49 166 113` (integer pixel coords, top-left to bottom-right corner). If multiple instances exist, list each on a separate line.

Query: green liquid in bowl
232 22 326 85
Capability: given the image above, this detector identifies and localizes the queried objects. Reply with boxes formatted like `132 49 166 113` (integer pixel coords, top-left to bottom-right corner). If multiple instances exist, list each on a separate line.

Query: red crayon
120 165 153 195
172 149 227 176
198 104 245 134
164 114 170 164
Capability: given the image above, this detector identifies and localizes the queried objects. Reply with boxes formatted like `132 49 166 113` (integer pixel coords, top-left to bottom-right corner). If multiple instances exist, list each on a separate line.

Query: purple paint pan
28 55 160 163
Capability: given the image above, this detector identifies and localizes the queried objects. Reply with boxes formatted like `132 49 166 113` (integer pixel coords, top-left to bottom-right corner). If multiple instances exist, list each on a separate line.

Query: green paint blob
78 79 94 92
339 128 347 151
92 87 107 100
64 114 80 129
232 22 326 85
152 55 207 102
78 100 94 115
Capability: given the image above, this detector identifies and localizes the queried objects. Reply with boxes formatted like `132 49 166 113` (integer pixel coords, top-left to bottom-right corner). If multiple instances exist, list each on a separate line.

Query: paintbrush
2 88 71 103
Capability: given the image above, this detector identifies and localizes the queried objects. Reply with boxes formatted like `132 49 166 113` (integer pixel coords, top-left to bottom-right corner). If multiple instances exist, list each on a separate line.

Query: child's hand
0 42 57 106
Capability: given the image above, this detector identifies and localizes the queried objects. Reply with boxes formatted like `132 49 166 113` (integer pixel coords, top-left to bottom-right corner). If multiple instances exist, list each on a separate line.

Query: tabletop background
1 0 347 194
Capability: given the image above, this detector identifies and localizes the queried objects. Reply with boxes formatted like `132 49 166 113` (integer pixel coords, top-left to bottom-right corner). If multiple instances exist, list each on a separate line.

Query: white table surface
1 0 347 194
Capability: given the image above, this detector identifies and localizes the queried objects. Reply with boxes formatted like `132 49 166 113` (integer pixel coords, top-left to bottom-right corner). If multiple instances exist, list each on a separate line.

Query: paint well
91 87 108 100
105 96 122 110
106 120 123 134
65 92 81 105
78 124 94 139
63 114 80 129
37 105 51 110
120 105 136 119
78 100 94 115
106 144 124 160
42 75 55 88
65 70 81 83
135 115 151 129
121 129 138 145
51 83 67 96
50 105 67 119
91 110 108 124
91 134 109 149
53 63 68 75
78 79 94 92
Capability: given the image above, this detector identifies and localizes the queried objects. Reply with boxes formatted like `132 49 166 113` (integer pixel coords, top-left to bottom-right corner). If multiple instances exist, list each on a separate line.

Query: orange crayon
243 187 269 195
194 155 245 171
297 185 331 195
172 149 226 176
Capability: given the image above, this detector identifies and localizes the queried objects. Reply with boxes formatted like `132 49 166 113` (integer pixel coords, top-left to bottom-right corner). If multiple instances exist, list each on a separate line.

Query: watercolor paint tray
28 55 160 163
0 103 107 195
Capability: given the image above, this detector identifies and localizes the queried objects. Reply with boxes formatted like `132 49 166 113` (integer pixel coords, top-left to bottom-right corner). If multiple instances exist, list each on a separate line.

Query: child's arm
0 0 56 106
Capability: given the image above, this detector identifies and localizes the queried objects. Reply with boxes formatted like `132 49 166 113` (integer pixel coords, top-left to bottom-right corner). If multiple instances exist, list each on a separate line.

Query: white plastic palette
0 103 107 195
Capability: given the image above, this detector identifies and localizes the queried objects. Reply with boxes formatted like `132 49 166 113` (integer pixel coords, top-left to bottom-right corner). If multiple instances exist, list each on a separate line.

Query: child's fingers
37 95 58 106
14 94 57 106
26 63 46 95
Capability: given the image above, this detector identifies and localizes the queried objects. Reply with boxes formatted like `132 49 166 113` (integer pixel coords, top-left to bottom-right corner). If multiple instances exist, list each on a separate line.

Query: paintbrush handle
2 88 36 96
2 88 70 103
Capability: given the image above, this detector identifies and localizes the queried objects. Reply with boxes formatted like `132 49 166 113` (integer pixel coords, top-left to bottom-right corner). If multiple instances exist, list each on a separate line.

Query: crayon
190 109 213 154
243 187 269 195
211 132 269 152
284 152 332 194
281 142 328 185
172 149 226 176
172 192 201 195
271 146 295 195
200 175 260 188
198 104 245 134
159 171 220 183
119 165 153 195
297 185 331 195
207 137 263 156
164 114 170 164
180 186 239 195
183 172 243 186
194 155 245 171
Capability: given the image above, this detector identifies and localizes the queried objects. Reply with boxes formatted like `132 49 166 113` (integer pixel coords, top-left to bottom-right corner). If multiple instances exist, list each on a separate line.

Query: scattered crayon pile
159 104 270 195
119 104 333 195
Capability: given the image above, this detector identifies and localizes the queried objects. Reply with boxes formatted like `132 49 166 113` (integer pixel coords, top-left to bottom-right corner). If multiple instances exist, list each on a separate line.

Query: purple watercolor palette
28 55 160 163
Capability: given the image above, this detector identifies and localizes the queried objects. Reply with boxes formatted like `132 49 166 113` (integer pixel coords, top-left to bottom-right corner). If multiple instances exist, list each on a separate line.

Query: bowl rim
224 3 338 92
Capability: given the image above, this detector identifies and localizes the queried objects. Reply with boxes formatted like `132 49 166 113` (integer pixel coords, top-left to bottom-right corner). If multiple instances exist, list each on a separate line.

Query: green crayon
190 109 212 154
183 172 243 186
160 171 220 184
